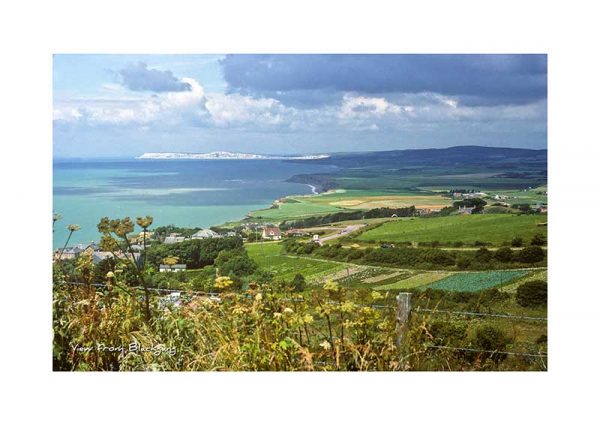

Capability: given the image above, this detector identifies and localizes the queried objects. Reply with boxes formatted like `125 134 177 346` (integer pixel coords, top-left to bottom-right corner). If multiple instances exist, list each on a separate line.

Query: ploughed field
357 214 547 246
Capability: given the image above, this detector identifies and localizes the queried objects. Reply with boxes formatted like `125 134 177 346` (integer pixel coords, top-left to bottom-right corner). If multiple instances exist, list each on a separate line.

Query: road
316 224 366 245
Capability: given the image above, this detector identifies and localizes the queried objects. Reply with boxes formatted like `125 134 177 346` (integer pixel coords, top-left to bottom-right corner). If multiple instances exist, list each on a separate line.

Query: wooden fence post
396 292 412 347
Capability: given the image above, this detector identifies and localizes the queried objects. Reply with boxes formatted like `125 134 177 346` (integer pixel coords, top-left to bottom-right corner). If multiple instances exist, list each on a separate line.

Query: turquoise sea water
53 159 335 248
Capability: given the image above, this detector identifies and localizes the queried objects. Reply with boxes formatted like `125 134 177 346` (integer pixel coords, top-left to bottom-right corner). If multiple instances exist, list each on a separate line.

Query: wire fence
426 345 548 358
59 281 547 362
414 307 547 321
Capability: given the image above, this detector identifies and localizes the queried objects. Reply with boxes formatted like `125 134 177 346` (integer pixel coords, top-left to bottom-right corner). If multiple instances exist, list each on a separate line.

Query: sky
53 54 547 157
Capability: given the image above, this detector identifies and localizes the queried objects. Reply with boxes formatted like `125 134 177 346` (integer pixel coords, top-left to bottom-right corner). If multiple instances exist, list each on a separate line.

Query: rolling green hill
357 214 547 246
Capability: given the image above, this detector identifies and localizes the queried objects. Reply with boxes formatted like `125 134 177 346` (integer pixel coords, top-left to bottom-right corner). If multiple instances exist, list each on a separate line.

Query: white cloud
53 78 546 137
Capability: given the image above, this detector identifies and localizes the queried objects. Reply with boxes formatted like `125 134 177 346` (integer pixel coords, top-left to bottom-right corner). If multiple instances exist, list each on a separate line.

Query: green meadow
357 214 547 246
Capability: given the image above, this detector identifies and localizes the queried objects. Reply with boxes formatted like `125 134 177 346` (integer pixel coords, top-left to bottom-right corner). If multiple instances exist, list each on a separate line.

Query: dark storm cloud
220 54 546 106
118 62 191 92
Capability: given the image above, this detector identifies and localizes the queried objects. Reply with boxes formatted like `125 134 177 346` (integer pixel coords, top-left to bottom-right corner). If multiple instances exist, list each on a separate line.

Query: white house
262 226 282 240
164 236 186 244
191 229 221 239
159 264 187 272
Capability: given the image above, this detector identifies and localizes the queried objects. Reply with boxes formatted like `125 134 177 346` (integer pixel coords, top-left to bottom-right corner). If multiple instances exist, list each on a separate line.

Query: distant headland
137 151 330 160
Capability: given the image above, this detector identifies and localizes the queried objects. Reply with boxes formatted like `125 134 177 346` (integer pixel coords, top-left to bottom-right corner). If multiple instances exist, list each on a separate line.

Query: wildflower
67 224 80 232
136 216 154 229
371 291 384 301
319 340 331 350
106 271 115 278
303 314 314 324
273 312 283 319
214 276 233 289
341 301 356 313
255 293 263 301
323 280 339 292
283 307 294 315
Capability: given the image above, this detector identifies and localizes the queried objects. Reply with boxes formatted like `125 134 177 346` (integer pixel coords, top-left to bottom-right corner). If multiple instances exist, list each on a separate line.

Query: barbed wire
427 344 547 358
414 307 547 321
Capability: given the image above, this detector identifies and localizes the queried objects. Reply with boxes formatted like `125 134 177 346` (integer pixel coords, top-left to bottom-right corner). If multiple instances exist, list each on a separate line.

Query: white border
1 1 599 423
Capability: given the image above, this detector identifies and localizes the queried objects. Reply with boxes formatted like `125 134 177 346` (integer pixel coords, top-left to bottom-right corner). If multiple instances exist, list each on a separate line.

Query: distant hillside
296 146 547 169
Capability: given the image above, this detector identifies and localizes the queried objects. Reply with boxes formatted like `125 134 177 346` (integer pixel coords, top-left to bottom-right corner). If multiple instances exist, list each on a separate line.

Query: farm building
458 206 474 215
262 226 282 240
159 264 187 273
164 235 186 244
191 229 221 239
285 229 308 237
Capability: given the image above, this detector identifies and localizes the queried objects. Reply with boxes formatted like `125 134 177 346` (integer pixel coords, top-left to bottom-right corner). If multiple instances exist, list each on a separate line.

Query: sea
53 159 337 248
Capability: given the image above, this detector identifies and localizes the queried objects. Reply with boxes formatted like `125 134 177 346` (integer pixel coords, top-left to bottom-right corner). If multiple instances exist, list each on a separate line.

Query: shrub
429 321 467 345
516 246 545 263
494 247 513 263
516 280 547 307
511 237 523 247
471 324 510 362
291 274 306 292
531 233 546 246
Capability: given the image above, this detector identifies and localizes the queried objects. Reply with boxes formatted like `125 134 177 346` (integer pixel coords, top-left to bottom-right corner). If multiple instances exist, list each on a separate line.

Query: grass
248 197 349 221
357 214 547 246
426 270 529 292
246 242 345 282
375 272 452 290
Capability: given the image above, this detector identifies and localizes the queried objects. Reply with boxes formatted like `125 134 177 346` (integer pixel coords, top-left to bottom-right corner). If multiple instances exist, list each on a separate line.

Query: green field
427 270 529 292
246 242 344 282
358 214 547 245
248 197 349 221
374 272 452 290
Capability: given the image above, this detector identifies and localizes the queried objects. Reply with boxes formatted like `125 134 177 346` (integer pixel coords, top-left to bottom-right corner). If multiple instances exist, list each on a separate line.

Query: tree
516 280 547 307
516 246 545 263
291 274 306 292
494 247 513 263
531 233 546 246
474 247 492 262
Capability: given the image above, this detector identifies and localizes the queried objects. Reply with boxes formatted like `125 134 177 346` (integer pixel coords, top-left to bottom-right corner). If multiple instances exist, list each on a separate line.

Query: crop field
500 269 548 293
426 270 530 292
247 197 349 221
305 189 451 210
246 242 345 282
357 214 547 245
374 272 452 291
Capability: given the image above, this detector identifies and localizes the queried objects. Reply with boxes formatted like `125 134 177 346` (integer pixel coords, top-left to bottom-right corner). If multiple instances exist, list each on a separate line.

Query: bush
516 280 547 307
531 233 546 246
291 274 306 292
471 324 510 362
494 247 513 263
516 246 545 263
511 237 523 247
429 321 467 345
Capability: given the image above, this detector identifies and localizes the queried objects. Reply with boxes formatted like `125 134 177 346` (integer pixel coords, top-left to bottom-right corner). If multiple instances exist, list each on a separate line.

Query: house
312 234 320 242
262 226 282 240
91 251 141 265
191 229 221 239
164 236 186 244
285 229 308 237
458 206 474 215
53 242 99 261
159 264 187 273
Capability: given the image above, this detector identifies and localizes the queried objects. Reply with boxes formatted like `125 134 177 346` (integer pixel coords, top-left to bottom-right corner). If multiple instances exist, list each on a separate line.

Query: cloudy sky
53 54 547 157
